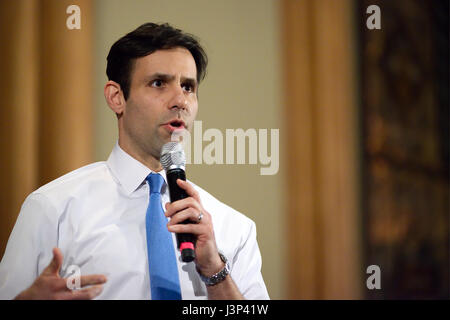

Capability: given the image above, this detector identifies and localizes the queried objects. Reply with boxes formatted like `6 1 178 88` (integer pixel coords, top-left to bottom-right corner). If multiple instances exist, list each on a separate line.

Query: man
0 23 269 300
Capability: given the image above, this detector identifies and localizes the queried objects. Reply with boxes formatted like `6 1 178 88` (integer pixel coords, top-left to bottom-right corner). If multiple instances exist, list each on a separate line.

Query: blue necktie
145 173 182 300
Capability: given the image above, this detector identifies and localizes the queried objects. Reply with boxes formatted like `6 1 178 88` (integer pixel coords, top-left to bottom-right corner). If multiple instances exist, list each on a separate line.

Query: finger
165 197 201 218
167 208 201 226
176 179 201 203
61 284 104 300
80 274 108 287
62 274 107 291
43 248 64 276
168 223 206 236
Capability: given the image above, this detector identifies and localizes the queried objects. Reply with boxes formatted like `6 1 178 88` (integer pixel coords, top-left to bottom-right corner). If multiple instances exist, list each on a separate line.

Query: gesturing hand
15 248 107 300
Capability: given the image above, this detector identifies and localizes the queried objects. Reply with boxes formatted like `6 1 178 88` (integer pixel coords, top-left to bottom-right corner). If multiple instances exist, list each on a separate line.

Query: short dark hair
106 22 208 100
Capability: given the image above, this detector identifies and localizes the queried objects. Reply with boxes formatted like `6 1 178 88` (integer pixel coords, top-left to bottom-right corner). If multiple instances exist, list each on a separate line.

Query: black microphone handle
166 168 196 263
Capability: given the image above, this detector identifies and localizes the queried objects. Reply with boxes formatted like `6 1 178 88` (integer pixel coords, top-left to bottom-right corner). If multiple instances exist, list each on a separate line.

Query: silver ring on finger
197 212 203 223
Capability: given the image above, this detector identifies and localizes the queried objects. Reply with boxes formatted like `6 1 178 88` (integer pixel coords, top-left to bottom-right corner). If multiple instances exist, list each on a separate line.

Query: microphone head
160 142 186 171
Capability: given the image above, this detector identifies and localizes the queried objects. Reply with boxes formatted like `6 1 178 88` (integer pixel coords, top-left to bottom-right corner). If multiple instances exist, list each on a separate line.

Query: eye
150 79 164 87
182 83 195 93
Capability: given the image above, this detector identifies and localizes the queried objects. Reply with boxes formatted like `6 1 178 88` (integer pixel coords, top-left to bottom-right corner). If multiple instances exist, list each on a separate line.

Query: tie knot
146 173 164 194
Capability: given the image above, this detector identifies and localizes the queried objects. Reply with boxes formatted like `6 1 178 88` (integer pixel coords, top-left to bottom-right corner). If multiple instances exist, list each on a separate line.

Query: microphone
160 142 196 263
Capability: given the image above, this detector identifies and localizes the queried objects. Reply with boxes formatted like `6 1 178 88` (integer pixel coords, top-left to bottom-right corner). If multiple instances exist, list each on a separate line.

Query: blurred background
0 0 448 299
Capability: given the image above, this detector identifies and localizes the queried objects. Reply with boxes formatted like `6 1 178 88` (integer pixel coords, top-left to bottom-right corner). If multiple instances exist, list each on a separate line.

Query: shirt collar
106 141 167 195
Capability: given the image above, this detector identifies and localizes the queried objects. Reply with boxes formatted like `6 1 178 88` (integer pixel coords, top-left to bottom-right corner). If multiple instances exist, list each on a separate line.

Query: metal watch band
196 253 230 286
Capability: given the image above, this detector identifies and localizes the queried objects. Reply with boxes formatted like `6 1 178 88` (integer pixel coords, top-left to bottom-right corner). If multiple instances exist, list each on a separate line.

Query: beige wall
93 0 285 299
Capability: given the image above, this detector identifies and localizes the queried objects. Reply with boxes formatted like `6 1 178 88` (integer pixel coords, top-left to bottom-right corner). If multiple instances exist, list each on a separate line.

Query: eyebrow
145 73 197 86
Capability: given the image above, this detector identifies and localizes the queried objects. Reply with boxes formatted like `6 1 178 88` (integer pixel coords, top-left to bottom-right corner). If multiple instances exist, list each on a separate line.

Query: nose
169 86 188 112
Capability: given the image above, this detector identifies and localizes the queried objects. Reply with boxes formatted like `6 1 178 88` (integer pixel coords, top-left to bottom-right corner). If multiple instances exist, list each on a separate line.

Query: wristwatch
196 253 230 286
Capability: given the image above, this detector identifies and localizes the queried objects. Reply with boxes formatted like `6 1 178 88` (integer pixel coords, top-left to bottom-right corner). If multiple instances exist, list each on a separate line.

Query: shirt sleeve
230 220 270 300
0 193 59 299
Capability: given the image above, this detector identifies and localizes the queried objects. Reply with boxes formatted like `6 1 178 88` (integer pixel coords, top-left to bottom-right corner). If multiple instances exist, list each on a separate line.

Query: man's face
121 47 198 160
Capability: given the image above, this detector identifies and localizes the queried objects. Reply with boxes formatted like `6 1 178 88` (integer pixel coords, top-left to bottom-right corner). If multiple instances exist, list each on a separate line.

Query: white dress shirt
0 143 269 300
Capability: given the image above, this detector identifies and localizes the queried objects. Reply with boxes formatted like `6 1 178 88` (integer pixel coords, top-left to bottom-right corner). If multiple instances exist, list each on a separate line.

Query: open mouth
164 119 186 132
170 120 184 128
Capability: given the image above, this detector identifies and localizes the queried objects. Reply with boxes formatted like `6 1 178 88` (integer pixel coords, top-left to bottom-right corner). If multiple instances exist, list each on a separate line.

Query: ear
104 80 126 116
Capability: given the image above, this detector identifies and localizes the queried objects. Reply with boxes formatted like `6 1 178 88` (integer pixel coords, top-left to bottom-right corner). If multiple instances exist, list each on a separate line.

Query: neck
118 139 163 173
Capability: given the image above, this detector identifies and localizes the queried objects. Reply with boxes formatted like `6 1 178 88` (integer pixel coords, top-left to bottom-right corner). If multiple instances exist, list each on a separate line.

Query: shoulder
189 180 253 221
188 180 256 236
36 161 109 192
25 162 110 215
36 162 109 193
